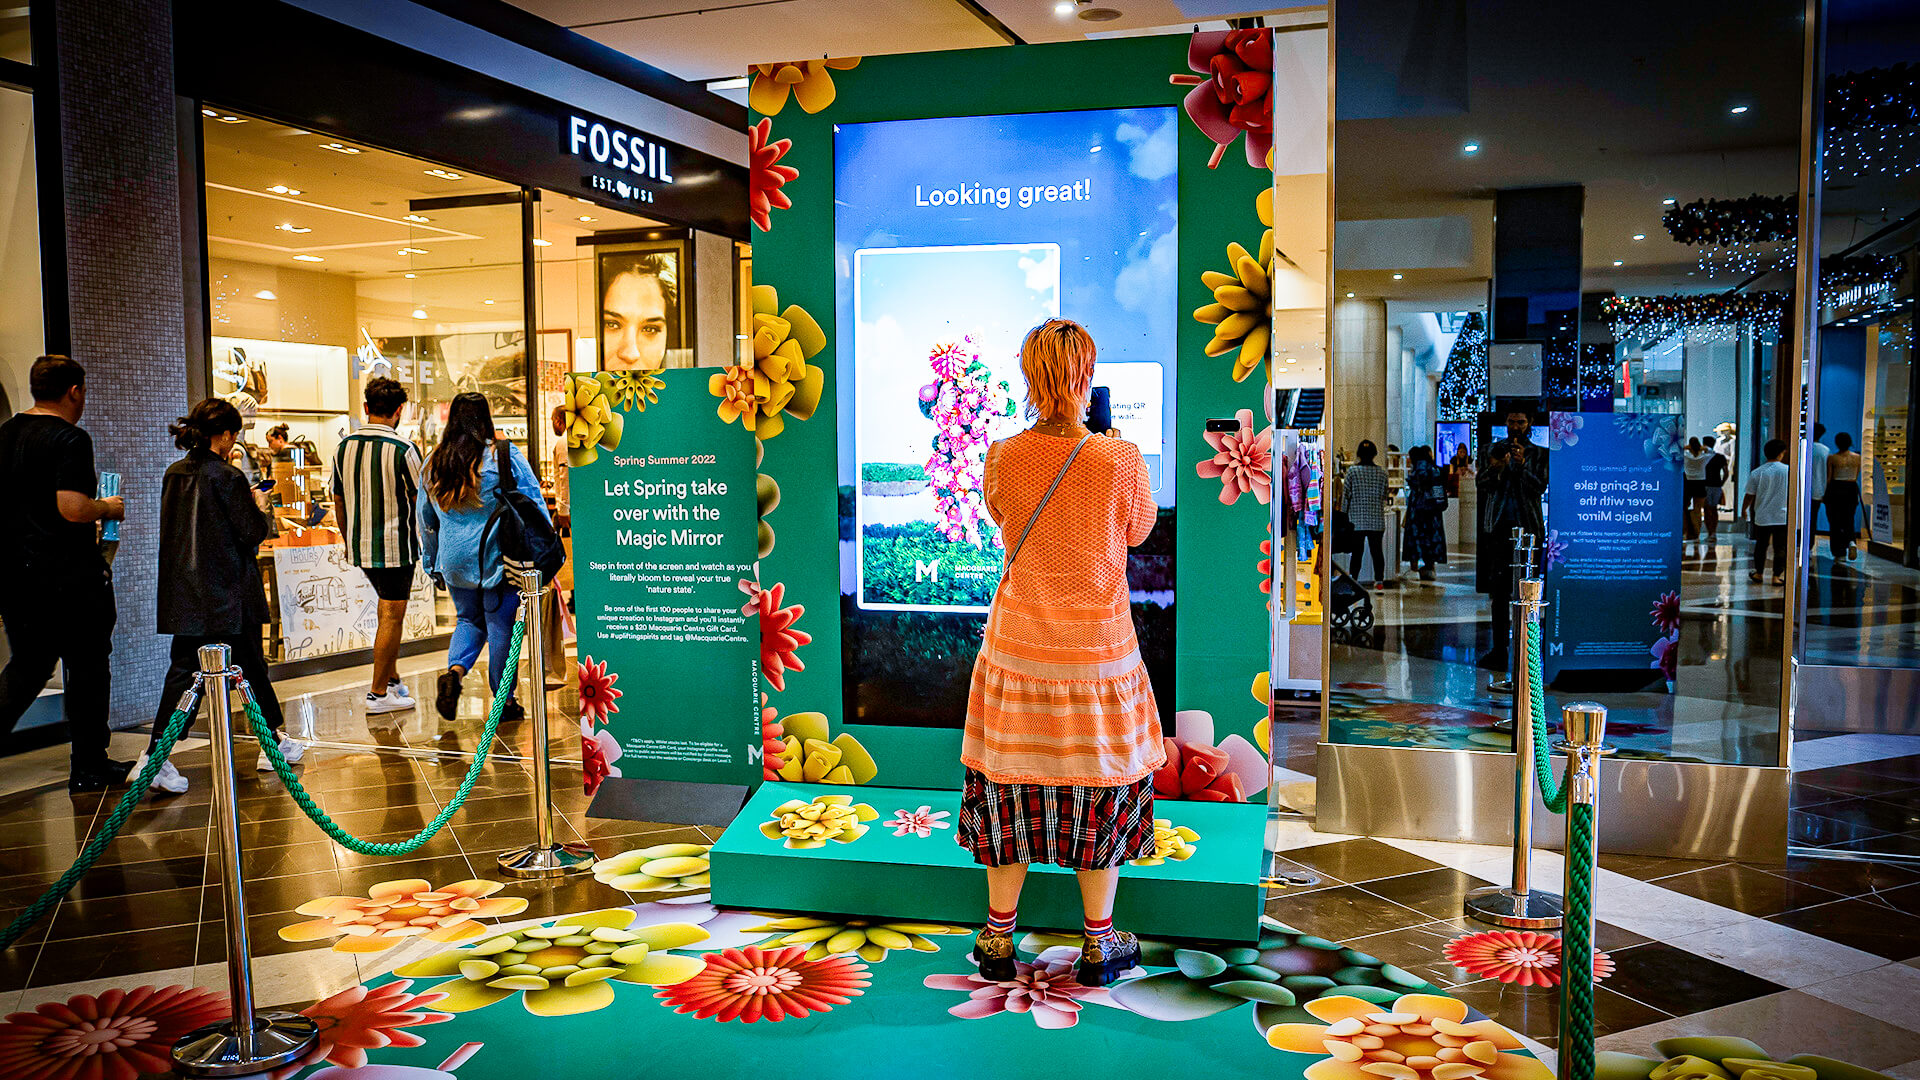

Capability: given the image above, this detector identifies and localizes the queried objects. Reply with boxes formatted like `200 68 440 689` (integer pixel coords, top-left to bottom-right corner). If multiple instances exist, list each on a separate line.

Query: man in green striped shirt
331 376 424 715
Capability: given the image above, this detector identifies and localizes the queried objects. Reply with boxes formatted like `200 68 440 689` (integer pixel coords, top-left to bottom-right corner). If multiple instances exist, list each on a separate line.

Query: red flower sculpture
1153 738 1246 802
760 697 787 781
1649 590 1682 634
1259 535 1274 596
749 118 798 232
582 730 612 796
753 582 811 692
1442 930 1614 988
655 945 870 1023
577 655 622 727
270 980 452 1079
1170 29 1274 169
0 984 228 1080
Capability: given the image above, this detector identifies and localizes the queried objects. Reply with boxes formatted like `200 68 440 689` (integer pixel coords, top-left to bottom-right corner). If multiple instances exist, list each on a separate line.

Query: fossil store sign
566 115 674 205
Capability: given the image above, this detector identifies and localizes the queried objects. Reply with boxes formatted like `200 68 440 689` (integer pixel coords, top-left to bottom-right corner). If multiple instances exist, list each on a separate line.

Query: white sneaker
387 679 414 701
366 690 415 715
258 734 307 772
149 759 189 795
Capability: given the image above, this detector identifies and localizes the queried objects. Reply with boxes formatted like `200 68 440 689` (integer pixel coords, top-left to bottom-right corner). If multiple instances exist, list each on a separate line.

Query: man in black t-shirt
0 356 129 791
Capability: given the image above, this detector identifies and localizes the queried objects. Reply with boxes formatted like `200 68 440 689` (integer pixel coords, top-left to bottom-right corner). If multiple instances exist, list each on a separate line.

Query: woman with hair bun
136 398 304 795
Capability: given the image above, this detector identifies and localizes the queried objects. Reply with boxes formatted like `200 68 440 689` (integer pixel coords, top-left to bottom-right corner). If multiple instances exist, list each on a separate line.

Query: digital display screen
834 107 1178 727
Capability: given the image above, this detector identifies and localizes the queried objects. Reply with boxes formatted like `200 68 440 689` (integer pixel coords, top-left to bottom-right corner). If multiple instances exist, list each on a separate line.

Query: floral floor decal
48 907 1561 1080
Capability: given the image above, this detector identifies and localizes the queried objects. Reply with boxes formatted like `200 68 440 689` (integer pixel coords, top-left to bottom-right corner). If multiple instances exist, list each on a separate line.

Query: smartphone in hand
1085 385 1111 434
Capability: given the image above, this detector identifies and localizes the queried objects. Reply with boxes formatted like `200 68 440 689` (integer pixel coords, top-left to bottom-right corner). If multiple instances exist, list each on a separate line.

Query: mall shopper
1404 445 1449 581
332 376 423 715
1341 440 1390 589
1744 439 1792 586
957 318 1160 990
419 392 548 724
139 398 304 795
1682 437 1711 542
1476 408 1548 671
1702 441 1730 546
1808 423 1830 536
1826 432 1864 561
0 356 129 792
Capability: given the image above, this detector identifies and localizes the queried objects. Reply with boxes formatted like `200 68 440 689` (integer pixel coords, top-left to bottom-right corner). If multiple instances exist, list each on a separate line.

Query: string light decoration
1825 63 1920 180
1436 312 1489 421
1821 253 1904 292
1662 195 1797 278
1600 292 1788 341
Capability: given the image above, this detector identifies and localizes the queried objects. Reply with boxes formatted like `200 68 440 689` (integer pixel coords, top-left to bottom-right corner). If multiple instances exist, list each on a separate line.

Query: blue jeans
449 585 521 698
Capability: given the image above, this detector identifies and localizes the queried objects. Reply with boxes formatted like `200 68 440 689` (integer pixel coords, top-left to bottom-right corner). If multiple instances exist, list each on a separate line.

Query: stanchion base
1491 718 1517 735
1488 678 1515 694
172 1012 318 1077
1464 886 1564 929
498 842 596 878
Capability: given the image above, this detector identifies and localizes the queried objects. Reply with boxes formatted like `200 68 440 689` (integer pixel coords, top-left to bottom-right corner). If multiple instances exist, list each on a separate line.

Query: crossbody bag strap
1002 433 1093 573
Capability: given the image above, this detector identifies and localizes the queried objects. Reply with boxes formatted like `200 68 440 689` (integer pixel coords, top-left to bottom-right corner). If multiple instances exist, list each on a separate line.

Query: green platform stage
710 782 1267 942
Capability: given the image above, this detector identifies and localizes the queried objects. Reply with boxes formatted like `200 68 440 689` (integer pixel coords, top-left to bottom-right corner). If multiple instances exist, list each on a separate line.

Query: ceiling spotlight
531 238 553 247
1054 1 1073 12
267 185 304 196
292 254 324 262
1462 142 1480 154
404 272 416 278
405 214 430 223
411 308 429 320
1346 292 1355 298
1729 105 1749 115
1632 234 1646 241
424 168 463 180
252 290 278 301
274 223 311 234
1392 273 1403 280
1285 357 1298 364
318 142 362 155
578 215 596 222
397 247 428 256
1663 197 1677 205
201 108 218 117
1613 260 1624 266
216 115 246 124
482 299 496 305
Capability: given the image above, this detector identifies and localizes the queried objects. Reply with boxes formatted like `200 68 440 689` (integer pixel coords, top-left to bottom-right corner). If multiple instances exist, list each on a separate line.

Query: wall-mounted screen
834 106 1179 728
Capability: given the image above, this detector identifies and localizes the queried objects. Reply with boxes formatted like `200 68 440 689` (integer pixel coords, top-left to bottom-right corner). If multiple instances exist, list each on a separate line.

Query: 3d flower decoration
751 580 811 692
561 374 623 467
1650 591 1682 634
1259 533 1274 597
743 284 827 439
760 793 878 848
582 716 623 797
1195 236 1274 383
604 370 663 412
757 471 781 558
749 58 860 116
926 946 1118 1028
759 694 787 781
392 909 708 1016
577 656 622 727
1544 529 1569 570
278 879 529 953
592 842 712 892
748 118 799 232
745 916 967 962
1651 631 1680 687
888 805 952 837
656 945 870 1022
1266 992 1551 1080
1595 1037 1900 1080
269 980 452 1080
1155 710 1269 802
922 338 1017 546
1130 818 1202 866
708 365 761 431
0 984 229 1080
1442 930 1613 988
1170 29 1274 168
1549 412 1585 449
1197 408 1274 505
767 709 878 785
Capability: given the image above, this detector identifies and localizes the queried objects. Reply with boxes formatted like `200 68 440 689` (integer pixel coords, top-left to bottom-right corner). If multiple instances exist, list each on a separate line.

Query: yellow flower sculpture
742 284 827 439
1266 992 1551 1080
1253 670 1274 755
760 793 877 849
770 710 877 785
278 878 528 953
1195 149 1277 383
1130 819 1201 866
393 909 706 1017
605 370 664 412
591 842 712 892
746 916 968 962
749 58 860 116
562 373 624 467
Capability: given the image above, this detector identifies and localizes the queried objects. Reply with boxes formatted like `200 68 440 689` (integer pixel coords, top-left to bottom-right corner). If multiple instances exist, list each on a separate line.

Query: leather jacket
156 449 271 635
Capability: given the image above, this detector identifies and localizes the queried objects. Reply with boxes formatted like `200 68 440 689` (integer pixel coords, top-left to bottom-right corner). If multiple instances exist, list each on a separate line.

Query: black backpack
482 440 564 585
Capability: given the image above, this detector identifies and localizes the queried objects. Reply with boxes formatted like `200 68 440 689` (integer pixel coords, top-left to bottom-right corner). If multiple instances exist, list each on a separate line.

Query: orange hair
1019 318 1096 421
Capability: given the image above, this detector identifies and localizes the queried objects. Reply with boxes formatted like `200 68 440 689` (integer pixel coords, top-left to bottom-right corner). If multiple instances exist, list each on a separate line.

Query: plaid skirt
956 768 1157 870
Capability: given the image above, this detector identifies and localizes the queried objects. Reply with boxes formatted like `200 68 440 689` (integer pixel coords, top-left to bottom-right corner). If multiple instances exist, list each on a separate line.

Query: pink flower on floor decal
924 947 1116 1028
655 946 870 1022
1267 992 1551 1080
577 655 622 727
1441 930 1613 988
1196 408 1273 505
0 984 228 1080
887 805 952 837
268 980 452 1080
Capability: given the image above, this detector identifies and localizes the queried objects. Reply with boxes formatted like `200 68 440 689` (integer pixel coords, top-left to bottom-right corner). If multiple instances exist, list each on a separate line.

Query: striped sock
1084 916 1116 943
985 907 1017 934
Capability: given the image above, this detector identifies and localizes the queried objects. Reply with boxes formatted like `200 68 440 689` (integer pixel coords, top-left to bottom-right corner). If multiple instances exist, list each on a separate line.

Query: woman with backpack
419 392 551 723
1403 445 1449 581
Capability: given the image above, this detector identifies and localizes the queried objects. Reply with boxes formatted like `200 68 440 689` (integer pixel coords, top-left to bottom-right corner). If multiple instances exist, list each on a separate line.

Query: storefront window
0 3 28 65
0 82 41 418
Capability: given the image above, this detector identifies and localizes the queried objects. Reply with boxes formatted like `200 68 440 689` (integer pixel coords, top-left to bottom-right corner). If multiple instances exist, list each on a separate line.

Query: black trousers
1752 524 1787 578
150 628 284 748
0 568 115 769
1349 530 1386 582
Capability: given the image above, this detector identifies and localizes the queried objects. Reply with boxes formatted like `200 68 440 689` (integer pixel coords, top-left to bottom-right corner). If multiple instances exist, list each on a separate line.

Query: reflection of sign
273 543 438 661
1489 343 1543 397
1871 460 1894 544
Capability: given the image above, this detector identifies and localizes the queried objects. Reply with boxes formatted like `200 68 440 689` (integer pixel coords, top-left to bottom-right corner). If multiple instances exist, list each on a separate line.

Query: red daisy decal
0 984 228 1080
577 655 622 727
753 582 811 692
655 946 870 1023
1442 930 1613 987
749 118 799 232
1169 29 1274 169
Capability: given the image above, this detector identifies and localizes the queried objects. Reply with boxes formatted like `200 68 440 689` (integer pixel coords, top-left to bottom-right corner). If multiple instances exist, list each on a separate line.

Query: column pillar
1333 297 1388 455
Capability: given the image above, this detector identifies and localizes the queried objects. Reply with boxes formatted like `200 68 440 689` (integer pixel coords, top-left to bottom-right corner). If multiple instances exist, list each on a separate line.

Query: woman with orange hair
957 318 1163 989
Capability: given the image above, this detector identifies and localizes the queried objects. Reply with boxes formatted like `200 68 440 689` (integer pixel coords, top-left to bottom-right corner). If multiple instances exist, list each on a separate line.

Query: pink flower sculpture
1196 408 1273 505
753 582 811 692
1649 590 1682 634
1170 29 1274 168
924 947 1116 1028
577 655 622 727
888 805 952 837
748 118 798 232
1549 412 1585 449
1442 930 1614 988
270 980 453 1079
581 722 622 796
1544 529 1568 570
1154 710 1269 802
655 946 870 1023
0 984 228 1080
1651 632 1680 685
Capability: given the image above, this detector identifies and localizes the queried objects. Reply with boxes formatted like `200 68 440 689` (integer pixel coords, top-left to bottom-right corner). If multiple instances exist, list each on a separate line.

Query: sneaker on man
387 678 414 701
366 689 415 714
148 758 189 795
258 734 307 772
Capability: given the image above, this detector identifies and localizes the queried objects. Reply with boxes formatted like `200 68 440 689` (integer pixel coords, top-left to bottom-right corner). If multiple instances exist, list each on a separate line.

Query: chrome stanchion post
1556 702 1611 1080
1489 527 1527 695
173 645 317 1077
498 559 595 878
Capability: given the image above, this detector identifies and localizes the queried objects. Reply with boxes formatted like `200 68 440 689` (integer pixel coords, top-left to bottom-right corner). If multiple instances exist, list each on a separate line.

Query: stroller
1329 565 1375 645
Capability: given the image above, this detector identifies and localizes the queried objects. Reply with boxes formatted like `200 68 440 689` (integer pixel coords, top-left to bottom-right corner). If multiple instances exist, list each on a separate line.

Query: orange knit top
960 431 1166 787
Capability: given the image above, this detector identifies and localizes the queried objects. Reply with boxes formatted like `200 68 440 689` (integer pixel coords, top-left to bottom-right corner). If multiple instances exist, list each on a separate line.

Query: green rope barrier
249 612 526 857
0 705 195 949
1526 621 1570 814
1561 800 1599 1080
